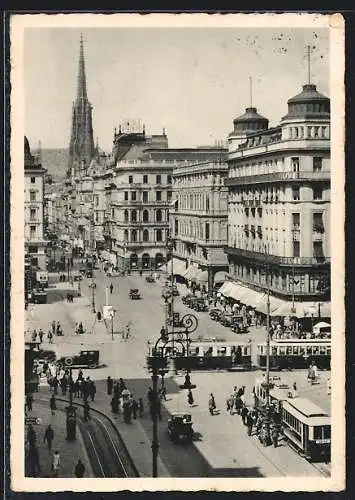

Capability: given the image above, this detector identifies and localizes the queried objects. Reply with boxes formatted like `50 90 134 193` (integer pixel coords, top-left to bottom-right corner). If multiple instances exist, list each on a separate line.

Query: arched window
143 229 149 242
124 210 129 223
156 229 162 241
156 209 162 222
131 229 137 242
143 210 149 222
131 210 137 223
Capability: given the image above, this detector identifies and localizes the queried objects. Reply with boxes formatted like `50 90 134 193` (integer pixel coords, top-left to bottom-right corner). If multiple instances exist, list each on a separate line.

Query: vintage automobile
129 288 142 300
191 298 208 312
71 270 83 281
182 294 193 306
167 412 194 443
85 269 93 278
57 350 100 369
220 312 235 327
232 316 249 334
29 289 47 304
209 308 222 321
145 275 155 283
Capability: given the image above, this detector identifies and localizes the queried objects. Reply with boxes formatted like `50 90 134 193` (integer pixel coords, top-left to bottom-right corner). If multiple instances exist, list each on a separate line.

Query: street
26 267 331 478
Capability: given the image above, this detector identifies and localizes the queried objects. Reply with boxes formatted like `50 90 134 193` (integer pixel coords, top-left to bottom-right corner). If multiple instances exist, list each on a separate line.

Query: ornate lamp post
261 245 272 447
146 312 198 477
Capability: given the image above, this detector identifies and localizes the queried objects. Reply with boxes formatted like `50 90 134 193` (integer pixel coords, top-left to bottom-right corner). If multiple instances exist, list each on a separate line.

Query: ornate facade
225 83 331 312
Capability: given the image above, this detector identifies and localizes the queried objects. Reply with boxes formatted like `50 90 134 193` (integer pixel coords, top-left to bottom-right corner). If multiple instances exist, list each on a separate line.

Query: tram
172 340 252 371
256 339 331 370
282 398 331 462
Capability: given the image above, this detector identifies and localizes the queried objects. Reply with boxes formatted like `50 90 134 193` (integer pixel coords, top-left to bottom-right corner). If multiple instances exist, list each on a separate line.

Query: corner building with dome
224 82 331 318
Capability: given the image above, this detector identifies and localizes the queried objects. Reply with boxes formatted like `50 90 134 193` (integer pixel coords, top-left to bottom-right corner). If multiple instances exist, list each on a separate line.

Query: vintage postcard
10 12 345 492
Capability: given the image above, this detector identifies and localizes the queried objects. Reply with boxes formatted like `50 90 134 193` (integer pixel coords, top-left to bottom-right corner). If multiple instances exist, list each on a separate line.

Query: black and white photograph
10 12 345 492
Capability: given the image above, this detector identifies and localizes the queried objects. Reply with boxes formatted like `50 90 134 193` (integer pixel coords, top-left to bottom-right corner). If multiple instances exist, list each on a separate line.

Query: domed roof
287 84 328 104
231 107 269 135
283 84 330 120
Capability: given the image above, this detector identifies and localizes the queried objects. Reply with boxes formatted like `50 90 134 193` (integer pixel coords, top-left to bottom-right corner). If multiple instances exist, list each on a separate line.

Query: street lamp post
147 312 198 477
262 245 272 447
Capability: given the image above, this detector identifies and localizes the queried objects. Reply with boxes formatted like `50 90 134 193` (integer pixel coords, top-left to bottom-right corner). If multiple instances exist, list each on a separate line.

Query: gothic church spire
77 33 88 101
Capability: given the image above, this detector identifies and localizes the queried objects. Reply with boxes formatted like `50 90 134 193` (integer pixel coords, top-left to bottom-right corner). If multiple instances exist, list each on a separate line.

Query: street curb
53 396 140 477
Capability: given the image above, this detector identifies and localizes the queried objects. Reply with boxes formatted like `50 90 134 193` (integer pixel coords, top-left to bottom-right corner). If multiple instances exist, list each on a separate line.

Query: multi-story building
171 159 229 291
224 82 331 315
24 136 47 271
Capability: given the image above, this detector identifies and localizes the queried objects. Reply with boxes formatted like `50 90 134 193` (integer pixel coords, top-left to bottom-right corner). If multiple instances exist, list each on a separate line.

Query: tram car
254 376 292 417
256 338 331 370
282 398 331 462
173 340 252 371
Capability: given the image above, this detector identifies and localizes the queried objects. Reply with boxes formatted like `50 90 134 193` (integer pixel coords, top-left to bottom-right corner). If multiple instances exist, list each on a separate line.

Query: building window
156 209 162 222
131 229 137 242
131 191 137 201
143 229 149 242
313 157 322 172
30 208 37 221
156 191 162 202
111 208 115 219
174 219 179 235
31 177 36 184
167 191 172 201
131 210 137 223
205 223 210 240
30 190 36 202
291 157 299 174
124 210 129 222
143 191 148 203
156 174 161 185
292 213 300 229
129 175 133 184
292 187 300 201
313 187 323 200
313 241 324 259
143 210 149 222
143 174 148 184
156 229 162 241
124 229 128 241
293 241 300 258
206 196 210 211
124 191 129 201
313 212 324 232
30 226 36 237
167 174 172 184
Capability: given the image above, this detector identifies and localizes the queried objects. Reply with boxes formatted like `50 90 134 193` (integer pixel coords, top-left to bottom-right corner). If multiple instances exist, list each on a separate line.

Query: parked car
129 288 142 300
220 312 235 327
145 275 155 283
209 308 222 321
71 271 83 281
192 298 208 312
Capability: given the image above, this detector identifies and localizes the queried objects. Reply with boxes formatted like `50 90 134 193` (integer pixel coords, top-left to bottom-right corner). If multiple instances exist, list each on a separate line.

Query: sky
24 26 329 152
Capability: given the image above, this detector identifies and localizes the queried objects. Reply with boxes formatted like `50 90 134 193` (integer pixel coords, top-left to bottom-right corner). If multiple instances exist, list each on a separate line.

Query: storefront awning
214 271 227 284
166 258 187 277
218 282 234 297
271 301 331 318
255 296 285 314
196 270 208 283
184 264 200 280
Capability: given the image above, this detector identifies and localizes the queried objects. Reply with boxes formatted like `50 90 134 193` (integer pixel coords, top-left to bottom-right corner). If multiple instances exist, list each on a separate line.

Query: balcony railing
241 198 261 207
225 170 330 186
224 246 330 266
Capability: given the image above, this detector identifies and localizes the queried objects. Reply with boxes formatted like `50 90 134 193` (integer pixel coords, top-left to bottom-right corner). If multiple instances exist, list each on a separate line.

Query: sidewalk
25 393 94 478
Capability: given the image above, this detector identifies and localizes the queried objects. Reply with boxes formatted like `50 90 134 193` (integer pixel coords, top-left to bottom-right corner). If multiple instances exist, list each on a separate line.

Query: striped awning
214 271 227 283
271 301 331 318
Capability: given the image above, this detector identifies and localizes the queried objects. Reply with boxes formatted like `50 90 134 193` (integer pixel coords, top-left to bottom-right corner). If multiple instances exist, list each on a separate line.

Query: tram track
35 396 138 478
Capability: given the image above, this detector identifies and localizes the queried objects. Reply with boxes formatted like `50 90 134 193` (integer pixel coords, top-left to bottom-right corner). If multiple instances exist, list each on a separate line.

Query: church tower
68 34 95 176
